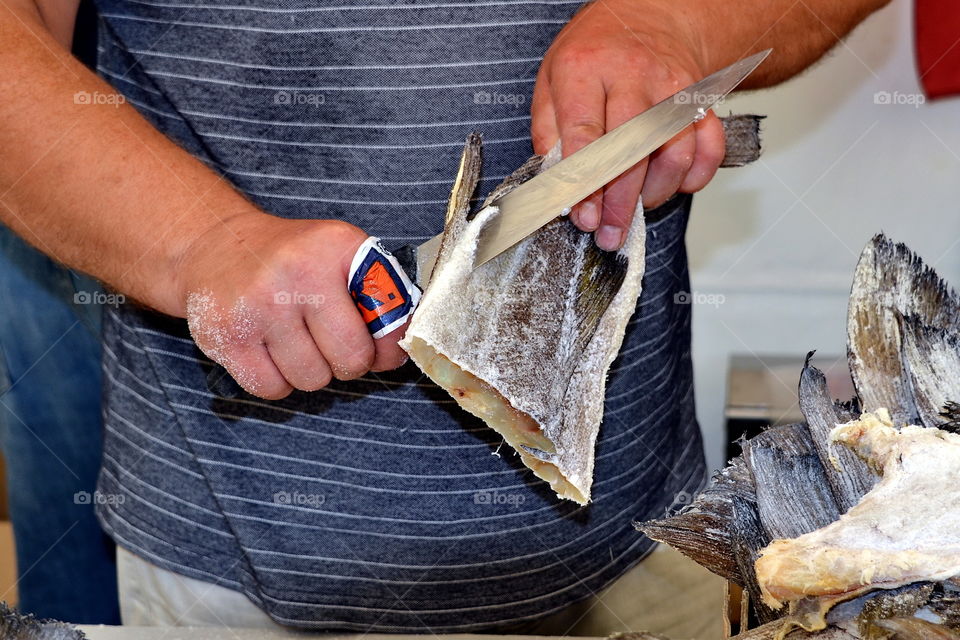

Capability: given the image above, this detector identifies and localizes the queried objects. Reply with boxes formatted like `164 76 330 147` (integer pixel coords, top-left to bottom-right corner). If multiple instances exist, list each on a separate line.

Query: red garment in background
916 0 960 99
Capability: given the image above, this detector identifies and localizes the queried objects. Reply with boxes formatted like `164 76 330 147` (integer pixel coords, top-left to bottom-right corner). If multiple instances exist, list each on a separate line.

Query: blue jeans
0 225 119 623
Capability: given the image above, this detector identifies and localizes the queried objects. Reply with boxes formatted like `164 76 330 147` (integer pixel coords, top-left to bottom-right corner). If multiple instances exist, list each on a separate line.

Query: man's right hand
177 213 409 400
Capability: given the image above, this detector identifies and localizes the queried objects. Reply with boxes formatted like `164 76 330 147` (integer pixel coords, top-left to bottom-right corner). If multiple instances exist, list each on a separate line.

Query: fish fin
572 243 629 359
939 401 960 434
719 114 765 167
0 602 86 640
848 234 960 424
799 361 875 513
898 314 960 429
425 133 483 286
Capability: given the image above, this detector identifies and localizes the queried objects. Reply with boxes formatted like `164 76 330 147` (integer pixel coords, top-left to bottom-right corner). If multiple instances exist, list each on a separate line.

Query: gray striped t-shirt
92 0 706 631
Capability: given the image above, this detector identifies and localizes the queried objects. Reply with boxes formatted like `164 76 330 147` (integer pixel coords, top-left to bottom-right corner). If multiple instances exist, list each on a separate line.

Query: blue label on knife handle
347 237 421 338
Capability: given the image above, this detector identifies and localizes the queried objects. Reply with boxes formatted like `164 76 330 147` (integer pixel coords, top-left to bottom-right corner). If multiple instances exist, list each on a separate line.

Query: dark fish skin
0 602 85 640
635 452 757 585
847 234 960 425
798 355 875 513
868 618 960 640
898 315 960 430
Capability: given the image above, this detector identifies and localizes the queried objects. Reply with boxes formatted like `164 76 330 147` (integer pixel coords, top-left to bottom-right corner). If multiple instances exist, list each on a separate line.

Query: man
0 0 889 631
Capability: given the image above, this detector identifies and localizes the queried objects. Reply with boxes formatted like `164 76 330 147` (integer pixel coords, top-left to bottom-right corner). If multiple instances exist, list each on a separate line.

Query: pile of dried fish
639 234 960 639
401 116 764 504
0 602 84 640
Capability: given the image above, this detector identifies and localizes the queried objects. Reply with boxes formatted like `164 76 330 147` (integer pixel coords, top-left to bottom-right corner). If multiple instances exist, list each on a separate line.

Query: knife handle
203 237 421 400
347 236 422 339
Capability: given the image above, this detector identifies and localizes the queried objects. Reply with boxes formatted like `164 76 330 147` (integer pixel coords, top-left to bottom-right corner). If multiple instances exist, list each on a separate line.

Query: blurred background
689 0 960 472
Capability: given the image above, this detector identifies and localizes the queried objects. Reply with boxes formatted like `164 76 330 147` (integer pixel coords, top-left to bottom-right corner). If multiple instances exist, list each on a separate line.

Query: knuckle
531 129 556 156
325 219 367 245
566 119 604 137
297 368 333 392
658 148 695 175
334 343 375 380
562 120 604 151
258 382 294 401
554 44 602 69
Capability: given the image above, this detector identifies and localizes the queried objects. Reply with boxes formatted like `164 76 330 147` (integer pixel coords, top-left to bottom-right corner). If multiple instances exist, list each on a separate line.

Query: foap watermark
473 91 526 107
274 91 326 107
74 90 126 107
273 491 326 507
664 490 693 516
274 291 325 307
873 90 925 108
74 490 125 506
673 290 725 308
674 91 727 108
473 490 525 507
74 290 125 307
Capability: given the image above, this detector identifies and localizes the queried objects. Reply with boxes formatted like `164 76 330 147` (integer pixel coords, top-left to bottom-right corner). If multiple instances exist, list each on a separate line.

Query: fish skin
847 234 960 425
0 602 85 640
636 454 757 584
869 618 960 640
399 116 765 504
898 315 960 430
639 234 960 639
399 135 645 504
798 357 876 514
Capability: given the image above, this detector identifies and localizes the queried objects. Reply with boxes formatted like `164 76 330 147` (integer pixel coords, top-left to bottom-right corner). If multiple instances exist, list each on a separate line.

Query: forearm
689 0 893 87
0 2 260 317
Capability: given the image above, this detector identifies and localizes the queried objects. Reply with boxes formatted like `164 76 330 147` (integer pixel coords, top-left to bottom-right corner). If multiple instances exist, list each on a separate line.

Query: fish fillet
399 135 645 504
755 410 960 624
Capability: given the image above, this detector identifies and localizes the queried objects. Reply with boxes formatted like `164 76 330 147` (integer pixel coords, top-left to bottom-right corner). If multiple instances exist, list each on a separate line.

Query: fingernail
579 201 600 230
595 225 623 252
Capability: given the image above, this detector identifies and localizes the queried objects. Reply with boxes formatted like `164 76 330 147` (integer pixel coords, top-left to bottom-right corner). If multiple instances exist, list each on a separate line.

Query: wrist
170 205 268 318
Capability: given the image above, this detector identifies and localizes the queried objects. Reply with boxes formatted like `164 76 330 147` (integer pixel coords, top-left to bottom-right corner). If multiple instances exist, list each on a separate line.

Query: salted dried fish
847 234 960 425
867 617 960 640
639 234 960 639
755 410 960 631
637 454 757 584
400 135 642 504
798 355 875 513
639 402 850 625
397 115 765 504
0 603 85 640
898 315 960 430
400 117 764 504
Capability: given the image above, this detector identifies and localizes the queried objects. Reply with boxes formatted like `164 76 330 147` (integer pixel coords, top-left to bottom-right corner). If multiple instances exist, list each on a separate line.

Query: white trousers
117 544 724 638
